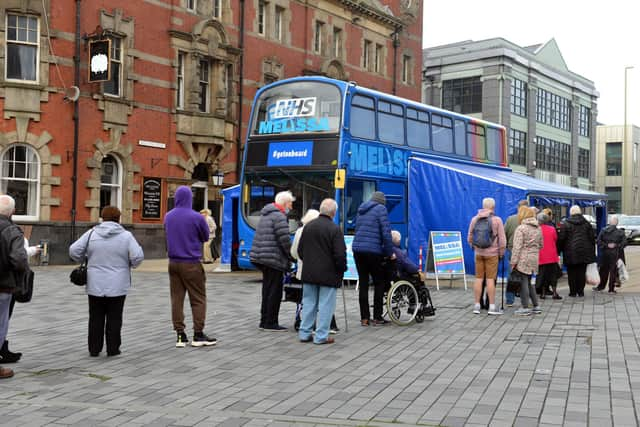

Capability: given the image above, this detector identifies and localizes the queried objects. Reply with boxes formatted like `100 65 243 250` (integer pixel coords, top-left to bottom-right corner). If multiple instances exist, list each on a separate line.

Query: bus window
407 108 430 150
345 180 376 233
486 127 503 163
432 114 453 153
467 123 486 160
243 170 334 231
350 95 376 140
250 81 341 136
378 100 405 145
454 119 466 156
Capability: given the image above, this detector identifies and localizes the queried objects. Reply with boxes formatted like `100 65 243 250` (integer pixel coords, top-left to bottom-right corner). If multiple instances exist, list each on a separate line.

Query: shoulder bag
70 229 94 286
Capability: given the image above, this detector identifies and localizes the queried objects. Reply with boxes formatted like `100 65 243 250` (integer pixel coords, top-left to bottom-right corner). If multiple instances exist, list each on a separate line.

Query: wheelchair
385 272 436 326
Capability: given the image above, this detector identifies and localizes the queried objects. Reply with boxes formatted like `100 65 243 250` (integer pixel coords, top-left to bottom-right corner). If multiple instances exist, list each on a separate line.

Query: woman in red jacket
537 212 562 300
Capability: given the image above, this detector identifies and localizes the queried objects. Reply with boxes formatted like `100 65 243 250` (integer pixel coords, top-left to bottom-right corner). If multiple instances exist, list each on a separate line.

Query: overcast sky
422 0 639 127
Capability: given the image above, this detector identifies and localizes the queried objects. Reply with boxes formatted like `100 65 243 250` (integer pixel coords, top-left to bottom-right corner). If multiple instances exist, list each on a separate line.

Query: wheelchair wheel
386 280 419 326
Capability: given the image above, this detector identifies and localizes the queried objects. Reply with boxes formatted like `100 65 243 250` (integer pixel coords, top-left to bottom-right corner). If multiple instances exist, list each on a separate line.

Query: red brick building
0 0 422 262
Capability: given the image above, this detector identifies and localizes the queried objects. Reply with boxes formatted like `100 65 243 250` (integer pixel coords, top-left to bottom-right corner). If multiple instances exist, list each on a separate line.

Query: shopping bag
617 259 629 282
507 270 522 293
585 262 600 285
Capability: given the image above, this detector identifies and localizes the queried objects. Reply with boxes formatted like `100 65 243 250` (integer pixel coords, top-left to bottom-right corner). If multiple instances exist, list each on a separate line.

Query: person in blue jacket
352 191 394 326
390 230 424 280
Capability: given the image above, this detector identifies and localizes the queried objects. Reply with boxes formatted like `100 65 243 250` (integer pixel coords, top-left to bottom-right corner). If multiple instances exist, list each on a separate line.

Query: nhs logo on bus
258 97 330 134
267 141 313 166
271 97 316 118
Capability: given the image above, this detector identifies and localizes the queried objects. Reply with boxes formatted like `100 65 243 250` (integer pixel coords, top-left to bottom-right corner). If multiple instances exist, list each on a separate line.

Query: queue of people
0 184 625 380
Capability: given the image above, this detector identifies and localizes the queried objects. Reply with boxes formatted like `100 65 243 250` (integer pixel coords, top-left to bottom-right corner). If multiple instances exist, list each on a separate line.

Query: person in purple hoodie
164 186 216 348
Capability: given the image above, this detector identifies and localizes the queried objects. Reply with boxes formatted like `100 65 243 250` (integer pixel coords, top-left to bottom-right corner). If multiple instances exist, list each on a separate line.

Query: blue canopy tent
407 156 607 275
216 185 240 272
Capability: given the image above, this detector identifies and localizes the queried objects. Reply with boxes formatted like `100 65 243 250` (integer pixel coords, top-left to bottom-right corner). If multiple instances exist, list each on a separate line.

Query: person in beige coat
510 207 543 316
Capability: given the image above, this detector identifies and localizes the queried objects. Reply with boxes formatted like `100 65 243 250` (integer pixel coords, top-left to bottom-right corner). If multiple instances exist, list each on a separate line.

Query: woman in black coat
557 205 596 297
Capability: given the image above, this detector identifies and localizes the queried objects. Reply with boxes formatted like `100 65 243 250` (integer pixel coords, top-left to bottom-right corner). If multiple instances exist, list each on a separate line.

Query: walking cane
501 255 505 311
341 283 349 332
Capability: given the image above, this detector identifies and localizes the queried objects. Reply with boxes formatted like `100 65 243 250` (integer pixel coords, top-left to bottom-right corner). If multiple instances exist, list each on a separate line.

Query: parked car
617 215 640 245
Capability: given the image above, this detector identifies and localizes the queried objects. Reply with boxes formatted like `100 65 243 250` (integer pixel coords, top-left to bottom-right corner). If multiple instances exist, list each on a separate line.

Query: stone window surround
4 12 40 84
253 0 291 45
0 130 60 222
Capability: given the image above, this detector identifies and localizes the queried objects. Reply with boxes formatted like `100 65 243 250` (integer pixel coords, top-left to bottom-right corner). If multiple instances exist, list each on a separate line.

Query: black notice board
142 177 162 219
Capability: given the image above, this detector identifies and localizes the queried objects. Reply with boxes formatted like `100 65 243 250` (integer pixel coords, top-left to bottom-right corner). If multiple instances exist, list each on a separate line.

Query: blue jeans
299 284 337 344
504 250 516 305
0 293 12 345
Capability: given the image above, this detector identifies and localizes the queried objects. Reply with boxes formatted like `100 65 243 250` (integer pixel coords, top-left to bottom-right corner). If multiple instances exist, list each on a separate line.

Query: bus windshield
243 169 335 232
250 81 342 136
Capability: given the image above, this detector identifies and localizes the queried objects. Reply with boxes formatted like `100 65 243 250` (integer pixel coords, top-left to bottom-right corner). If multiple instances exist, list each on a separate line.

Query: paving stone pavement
3 249 640 426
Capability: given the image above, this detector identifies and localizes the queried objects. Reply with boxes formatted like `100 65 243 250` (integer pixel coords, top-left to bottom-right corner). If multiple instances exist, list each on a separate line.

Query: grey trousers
0 293 12 345
519 273 539 308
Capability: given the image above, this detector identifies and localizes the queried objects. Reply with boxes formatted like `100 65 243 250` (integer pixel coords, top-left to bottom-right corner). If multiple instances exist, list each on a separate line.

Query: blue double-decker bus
236 76 507 269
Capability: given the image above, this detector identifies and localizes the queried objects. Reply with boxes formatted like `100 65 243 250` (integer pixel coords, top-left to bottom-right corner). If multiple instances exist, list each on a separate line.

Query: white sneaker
514 308 531 316
488 309 503 315
473 304 481 314
531 306 542 314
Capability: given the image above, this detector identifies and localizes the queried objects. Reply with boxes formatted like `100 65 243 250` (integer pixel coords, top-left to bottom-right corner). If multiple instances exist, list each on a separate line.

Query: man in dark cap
352 191 394 326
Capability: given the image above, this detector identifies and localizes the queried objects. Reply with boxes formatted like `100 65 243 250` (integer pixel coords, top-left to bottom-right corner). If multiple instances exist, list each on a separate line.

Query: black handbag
14 268 34 303
507 270 522 293
70 229 93 286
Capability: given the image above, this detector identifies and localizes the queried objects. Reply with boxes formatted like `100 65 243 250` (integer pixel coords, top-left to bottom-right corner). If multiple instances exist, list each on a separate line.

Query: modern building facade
595 125 640 214
423 38 598 192
0 0 423 263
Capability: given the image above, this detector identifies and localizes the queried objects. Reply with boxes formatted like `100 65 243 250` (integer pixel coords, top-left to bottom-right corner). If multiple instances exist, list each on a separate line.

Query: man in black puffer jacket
557 205 596 297
0 195 29 379
250 190 295 331
297 198 346 345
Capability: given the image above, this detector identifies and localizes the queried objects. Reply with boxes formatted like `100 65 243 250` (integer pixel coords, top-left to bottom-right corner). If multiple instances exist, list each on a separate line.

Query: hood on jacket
358 200 380 216
93 221 125 238
522 217 539 227
261 203 281 216
476 208 494 218
565 214 588 226
174 186 193 209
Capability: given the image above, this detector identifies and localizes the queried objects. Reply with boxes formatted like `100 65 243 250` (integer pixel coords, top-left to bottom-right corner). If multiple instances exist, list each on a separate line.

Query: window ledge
1 80 44 91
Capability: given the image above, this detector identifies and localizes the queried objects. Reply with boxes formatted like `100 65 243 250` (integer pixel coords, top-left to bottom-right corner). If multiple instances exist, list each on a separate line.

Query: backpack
472 215 495 249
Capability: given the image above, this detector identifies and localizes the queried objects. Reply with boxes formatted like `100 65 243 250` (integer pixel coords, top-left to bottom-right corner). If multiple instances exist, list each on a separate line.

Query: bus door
378 181 407 248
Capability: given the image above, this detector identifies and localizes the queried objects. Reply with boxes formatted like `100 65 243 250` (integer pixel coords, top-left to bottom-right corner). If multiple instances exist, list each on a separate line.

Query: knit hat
370 191 386 205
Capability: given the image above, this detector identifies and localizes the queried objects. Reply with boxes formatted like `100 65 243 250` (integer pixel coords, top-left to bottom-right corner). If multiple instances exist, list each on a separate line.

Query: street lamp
624 66 634 214
211 170 224 187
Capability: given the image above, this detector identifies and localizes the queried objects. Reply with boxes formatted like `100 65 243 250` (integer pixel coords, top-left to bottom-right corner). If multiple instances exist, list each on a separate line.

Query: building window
374 44 383 74
176 52 185 109
186 0 197 11
402 55 411 84
258 0 266 35
579 105 591 137
198 59 210 112
100 155 122 211
578 148 590 179
510 78 527 117
508 129 527 166
442 77 482 114
103 37 122 97
333 27 342 58
213 0 222 18
363 40 371 70
606 142 622 176
536 88 571 131
535 136 570 174
314 21 324 54
274 6 283 41
606 186 622 214
5 14 39 82
0 145 39 219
